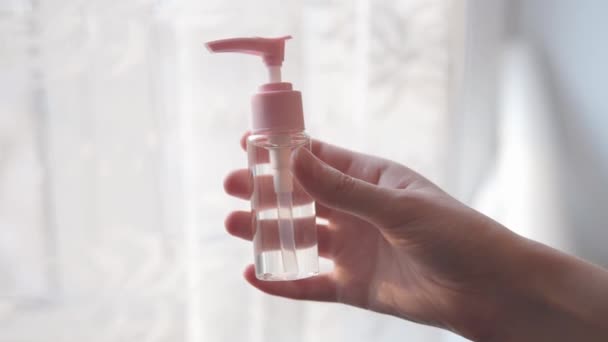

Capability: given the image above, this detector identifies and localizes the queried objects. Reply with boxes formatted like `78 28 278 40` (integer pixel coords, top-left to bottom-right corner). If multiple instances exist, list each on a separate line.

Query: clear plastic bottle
206 36 319 280
248 132 319 280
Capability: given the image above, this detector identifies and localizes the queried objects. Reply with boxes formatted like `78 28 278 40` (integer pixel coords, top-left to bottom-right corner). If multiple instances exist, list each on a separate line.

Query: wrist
440 225 529 341
449 232 551 341
481 236 608 341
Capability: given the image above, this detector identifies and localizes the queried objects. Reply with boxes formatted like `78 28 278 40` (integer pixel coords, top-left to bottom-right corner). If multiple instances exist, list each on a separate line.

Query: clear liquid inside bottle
248 132 319 281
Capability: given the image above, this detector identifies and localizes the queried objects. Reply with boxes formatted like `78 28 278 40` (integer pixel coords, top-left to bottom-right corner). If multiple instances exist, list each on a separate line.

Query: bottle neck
251 127 305 136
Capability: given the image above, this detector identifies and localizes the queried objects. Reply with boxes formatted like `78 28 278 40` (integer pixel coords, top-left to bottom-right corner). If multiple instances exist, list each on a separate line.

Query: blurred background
0 0 606 341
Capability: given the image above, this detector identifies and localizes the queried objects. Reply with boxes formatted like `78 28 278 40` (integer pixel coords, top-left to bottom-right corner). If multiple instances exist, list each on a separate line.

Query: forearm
489 237 608 341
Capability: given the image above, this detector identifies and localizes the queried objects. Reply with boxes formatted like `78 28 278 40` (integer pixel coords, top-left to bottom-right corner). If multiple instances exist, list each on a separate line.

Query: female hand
224 134 608 341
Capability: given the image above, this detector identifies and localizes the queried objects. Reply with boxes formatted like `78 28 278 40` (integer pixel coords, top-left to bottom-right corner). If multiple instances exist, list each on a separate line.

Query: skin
224 133 608 341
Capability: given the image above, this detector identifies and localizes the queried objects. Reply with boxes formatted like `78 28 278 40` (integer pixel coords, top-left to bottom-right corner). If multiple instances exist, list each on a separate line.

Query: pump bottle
206 36 319 281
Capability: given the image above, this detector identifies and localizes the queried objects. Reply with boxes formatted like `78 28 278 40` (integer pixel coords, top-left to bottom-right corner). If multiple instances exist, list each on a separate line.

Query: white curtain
0 0 463 341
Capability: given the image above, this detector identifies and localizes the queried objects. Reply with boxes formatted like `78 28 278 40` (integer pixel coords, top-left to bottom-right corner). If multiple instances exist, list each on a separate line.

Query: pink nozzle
206 35 304 133
205 36 292 66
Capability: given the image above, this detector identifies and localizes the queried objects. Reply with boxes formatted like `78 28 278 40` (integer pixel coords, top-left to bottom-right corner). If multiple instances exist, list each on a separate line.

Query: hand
224 134 608 341
224 133 517 338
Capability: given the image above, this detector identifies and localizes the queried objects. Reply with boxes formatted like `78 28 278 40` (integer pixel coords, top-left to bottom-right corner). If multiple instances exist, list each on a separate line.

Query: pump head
205 35 291 66
205 35 303 133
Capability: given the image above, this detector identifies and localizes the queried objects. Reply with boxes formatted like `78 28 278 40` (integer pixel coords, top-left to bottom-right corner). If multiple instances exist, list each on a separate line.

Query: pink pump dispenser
205 36 305 134
206 36 319 281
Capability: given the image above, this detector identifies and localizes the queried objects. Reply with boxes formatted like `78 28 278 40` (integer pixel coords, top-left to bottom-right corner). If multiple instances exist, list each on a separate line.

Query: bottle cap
206 36 304 133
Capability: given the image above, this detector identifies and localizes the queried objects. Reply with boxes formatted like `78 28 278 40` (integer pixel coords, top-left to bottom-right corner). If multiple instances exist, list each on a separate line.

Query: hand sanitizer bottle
206 36 319 280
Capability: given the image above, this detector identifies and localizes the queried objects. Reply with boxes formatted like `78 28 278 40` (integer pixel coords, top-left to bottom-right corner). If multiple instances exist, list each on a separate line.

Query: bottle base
254 245 319 281
255 270 320 281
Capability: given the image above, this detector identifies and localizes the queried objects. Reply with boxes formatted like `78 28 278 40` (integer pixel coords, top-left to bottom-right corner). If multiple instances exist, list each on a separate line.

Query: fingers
225 210 334 257
235 131 410 227
225 170 320 210
241 132 377 181
291 147 399 227
241 130 417 186
242 130 356 175
224 211 252 239
310 139 360 175
243 264 337 302
224 169 252 200
240 131 250 151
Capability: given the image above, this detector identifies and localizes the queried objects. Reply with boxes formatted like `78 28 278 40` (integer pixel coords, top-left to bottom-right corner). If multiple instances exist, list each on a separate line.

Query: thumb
291 147 397 226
